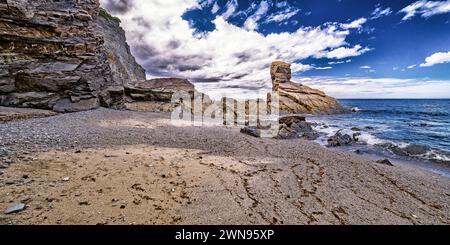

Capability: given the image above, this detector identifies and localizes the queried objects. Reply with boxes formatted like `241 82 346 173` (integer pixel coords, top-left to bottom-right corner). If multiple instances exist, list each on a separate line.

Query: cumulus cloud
420 51 450 67
370 6 392 19
100 0 373 99
400 0 450 20
243 1 270 31
291 63 314 73
319 45 372 59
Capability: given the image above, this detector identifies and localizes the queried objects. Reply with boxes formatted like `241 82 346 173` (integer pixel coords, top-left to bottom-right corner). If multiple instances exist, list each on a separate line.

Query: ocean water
309 99 450 175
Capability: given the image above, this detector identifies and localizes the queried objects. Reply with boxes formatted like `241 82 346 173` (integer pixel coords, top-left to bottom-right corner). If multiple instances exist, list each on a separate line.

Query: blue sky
101 0 450 99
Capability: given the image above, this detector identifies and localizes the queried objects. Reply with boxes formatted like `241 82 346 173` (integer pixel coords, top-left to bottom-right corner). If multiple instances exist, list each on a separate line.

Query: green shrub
99 8 121 23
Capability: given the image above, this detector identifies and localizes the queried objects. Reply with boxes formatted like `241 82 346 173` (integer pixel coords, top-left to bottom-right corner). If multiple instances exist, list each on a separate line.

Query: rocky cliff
268 61 345 114
0 0 145 112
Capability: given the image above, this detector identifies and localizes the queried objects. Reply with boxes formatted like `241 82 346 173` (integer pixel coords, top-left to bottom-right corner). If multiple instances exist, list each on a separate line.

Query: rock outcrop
240 115 320 140
124 78 213 113
0 0 145 112
268 61 345 114
327 130 353 147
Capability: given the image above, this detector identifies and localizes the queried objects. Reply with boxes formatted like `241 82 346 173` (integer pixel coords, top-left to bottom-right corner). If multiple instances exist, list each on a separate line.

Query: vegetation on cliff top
99 8 121 23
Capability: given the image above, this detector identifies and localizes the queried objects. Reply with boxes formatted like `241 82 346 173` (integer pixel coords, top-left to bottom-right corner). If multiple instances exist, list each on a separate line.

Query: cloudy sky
100 0 450 99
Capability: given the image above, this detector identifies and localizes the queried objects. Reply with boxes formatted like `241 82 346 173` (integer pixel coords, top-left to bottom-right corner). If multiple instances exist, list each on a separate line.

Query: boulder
240 126 262 138
0 92 60 109
327 130 353 147
268 61 346 115
99 86 125 109
125 78 196 102
353 132 361 142
375 159 394 166
279 115 305 127
404 144 431 155
377 143 431 156
53 98 99 113
276 119 319 140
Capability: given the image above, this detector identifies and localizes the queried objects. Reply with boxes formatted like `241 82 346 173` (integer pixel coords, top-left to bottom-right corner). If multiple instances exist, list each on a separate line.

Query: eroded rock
328 130 353 147
0 1 145 112
268 61 346 115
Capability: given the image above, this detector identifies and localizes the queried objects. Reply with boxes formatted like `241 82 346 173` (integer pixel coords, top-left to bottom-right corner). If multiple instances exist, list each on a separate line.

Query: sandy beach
0 108 449 225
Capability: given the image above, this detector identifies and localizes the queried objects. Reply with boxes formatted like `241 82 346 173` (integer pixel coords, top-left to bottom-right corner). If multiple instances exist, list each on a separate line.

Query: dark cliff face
95 9 146 87
0 0 146 112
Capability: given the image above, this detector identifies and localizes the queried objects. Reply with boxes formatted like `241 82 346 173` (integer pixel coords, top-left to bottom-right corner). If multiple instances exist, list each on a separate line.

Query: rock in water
327 130 353 147
267 61 346 114
0 1 145 112
4 203 26 214
403 144 431 155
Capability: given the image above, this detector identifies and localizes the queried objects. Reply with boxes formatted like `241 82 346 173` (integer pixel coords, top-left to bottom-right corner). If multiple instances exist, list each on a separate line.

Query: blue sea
309 99 450 176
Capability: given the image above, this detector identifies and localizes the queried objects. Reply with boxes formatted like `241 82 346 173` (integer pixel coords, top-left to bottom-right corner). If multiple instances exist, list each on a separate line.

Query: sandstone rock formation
268 61 345 114
0 0 145 112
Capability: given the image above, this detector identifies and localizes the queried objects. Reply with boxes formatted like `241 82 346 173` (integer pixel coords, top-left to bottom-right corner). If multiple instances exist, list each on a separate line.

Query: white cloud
265 7 300 23
243 1 270 31
420 51 450 67
328 59 351 65
340 18 367 29
400 0 450 20
370 6 392 19
211 2 219 14
275 1 288 8
320 45 372 59
407 64 417 69
100 0 373 100
291 63 333 73
360 65 371 69
198 0 214 9
315 66 333 70
291 63 314 73
221 0 238 20
298 77 450 99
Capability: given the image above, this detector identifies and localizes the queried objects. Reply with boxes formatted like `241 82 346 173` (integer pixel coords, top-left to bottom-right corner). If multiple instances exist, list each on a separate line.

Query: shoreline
1 108 449 224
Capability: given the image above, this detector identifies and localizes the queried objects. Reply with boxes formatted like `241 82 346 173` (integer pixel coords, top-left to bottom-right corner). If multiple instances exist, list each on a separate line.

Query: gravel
0 108 167 160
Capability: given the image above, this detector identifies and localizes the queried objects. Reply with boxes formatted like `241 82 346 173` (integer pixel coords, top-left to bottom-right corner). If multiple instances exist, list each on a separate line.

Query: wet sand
0 109 449 224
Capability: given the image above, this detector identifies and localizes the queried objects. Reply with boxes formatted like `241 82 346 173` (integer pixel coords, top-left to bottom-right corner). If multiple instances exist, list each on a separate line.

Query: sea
309 99 450 177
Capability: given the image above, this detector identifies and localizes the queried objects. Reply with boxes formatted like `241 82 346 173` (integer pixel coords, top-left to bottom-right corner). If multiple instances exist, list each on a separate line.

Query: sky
100 0 450 99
